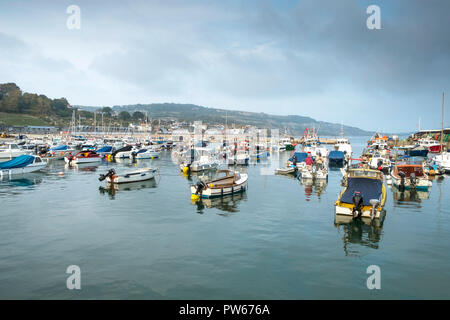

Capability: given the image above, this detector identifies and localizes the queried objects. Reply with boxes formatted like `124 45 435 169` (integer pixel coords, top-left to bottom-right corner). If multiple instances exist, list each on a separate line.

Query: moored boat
64 151 102 164
328 150 345 166
335 168 386 220
0 155 47 177
99 167 157 184
190 169 248 200
390 163 432 191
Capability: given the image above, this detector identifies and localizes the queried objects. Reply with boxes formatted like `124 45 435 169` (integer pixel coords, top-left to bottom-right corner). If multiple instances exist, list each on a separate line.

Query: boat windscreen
340 178 382 206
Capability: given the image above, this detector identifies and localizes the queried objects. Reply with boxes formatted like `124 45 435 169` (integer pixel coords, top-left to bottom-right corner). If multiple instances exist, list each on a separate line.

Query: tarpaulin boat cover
0 155 35 170
290 152 308 162
97 146 113 153
340 178 382 206
329 150 344 160
49 145 68 151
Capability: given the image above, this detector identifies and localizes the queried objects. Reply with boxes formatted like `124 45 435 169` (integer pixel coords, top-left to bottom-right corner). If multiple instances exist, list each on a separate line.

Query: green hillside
0 112 50 126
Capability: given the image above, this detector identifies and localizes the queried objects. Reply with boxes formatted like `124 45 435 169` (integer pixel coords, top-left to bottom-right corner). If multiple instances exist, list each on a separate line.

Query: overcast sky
0 0 449 132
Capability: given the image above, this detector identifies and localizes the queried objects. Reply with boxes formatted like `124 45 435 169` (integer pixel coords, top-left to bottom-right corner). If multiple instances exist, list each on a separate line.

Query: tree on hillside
118 111 131 121
101 107 113 116
132 111 145 122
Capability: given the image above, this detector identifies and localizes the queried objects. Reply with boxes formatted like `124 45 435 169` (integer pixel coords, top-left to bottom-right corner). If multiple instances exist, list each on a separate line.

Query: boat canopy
340 177 383 206
97 146 113 153
328 150 345 160
394 164 425 177
0 155 35 169
49 145 68 151
289 152 308 162
112 145 133 156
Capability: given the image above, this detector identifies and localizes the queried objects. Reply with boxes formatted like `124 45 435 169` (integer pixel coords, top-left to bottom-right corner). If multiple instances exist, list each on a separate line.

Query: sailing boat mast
441 92 445 152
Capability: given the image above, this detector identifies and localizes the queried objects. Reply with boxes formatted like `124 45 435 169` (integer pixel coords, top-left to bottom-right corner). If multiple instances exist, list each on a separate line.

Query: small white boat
190 169 248 200
275 166 297 175
0 155 47 177
0 143 32 160
434 152 450 173
99 168 157 184
112 145 134 159
131 147 159 159
180 149 219 173
64 151 103 164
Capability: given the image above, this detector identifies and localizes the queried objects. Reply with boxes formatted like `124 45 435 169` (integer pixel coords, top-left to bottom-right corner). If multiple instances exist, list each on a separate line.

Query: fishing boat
0 143 31 160
404 145 429 157
418 138 441 154
390 164 432 191
288 152 308 168
368 154 392 174
328 150 345 166
297 162 328 180
64 150 102 164
190 169 248 200
0 155 47 177
99 167 157 184
335 138 352 156
335 168 386 220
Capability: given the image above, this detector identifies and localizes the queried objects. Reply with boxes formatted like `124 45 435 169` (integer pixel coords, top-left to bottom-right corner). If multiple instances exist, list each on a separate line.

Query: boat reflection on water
334 215 384 255
99 179 157 199
391 185 431 207
300 178 327 201
181 169 221 183
194 192 247 215
0 173 43 195
65 163 100 172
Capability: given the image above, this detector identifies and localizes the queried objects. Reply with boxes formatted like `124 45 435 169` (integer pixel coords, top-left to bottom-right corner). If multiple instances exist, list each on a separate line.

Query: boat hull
190 174 248 198
106 168 157 184
64 157 102 164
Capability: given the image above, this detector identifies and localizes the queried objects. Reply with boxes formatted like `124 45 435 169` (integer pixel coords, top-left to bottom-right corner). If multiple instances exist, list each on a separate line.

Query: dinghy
275 166 297 175
190 169 248 200
99 167 157 184
0 155 47 177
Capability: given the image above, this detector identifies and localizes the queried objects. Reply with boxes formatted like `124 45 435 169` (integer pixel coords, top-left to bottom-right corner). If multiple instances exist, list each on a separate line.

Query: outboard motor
369 199 380 221
99 169 116 181
398 171 406 190
131 151 137 160
194 180 207 196
409 173 417 189
352 191 364 219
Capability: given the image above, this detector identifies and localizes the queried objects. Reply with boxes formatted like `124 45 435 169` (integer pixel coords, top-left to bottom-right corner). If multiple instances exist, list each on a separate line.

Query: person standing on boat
305 153 313 168
316 152 323 169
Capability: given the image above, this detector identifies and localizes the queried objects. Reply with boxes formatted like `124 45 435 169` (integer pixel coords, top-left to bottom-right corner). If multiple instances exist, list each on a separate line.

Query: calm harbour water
0 137 449 299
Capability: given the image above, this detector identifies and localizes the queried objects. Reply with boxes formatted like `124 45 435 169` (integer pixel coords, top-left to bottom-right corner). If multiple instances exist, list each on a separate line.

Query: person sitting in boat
292 154 297 167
